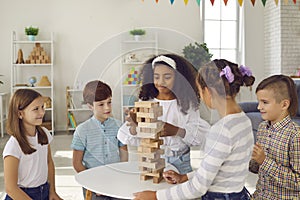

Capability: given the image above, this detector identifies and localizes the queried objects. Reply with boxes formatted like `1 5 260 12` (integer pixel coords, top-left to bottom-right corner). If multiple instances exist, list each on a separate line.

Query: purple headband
239 65 252 77
220 66 234 83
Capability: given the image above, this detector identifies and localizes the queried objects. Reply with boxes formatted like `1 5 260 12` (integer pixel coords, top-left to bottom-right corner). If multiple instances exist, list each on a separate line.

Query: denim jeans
5 182 49 200
164 149 192 174
202 187 251 200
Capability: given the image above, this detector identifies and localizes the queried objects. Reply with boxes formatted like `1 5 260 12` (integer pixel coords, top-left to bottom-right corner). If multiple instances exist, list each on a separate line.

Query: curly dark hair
197 59 255 97
139 54 199 114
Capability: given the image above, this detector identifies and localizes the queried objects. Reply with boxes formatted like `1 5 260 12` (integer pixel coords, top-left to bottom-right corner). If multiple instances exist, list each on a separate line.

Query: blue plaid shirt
71 116 124 169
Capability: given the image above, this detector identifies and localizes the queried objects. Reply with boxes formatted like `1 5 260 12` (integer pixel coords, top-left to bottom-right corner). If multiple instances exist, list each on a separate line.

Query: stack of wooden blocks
25 43 50 64
135 101 165 184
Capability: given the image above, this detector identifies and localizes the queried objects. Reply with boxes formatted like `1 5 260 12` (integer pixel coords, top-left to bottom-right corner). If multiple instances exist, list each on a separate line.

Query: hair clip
220 66 234 83
239 65 252 77
152 55 176 69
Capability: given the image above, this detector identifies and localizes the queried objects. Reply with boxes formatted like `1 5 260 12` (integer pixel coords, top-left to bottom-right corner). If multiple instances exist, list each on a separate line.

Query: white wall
0 0 264 131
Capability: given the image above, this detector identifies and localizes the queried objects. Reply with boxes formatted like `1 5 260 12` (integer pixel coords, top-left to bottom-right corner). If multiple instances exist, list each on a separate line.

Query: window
203 0 240 63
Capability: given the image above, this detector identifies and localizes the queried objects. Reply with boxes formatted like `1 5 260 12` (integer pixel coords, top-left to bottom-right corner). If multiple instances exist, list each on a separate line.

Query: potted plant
182 42 213 70
129 29 146 41
25 26 39 41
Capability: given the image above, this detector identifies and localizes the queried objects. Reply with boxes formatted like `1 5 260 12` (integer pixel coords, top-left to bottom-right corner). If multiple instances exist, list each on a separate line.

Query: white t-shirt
3 127 53 188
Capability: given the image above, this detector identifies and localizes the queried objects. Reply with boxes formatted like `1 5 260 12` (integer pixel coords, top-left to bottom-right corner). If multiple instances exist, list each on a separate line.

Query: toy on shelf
25 43 50 64
123 67 140 85
135 101 165 184
16 49 25 64
37 76 51 86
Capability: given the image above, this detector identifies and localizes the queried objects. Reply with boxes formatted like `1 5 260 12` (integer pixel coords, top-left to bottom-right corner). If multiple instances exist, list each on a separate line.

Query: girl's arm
4 156 32 200
47 145 63 200
119 145 128 162
72 149 86 172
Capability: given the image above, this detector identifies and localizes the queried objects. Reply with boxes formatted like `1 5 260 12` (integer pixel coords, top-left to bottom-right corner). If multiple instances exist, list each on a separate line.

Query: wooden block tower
25 43 51 64
135 101 165 184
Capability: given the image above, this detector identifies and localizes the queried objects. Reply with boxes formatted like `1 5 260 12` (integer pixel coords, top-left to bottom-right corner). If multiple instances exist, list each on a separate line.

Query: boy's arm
73 150 86 173
119 145 128 162
259 135 300 190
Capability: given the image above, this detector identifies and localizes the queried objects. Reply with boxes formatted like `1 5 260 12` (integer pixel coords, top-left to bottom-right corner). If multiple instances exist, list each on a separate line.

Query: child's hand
163 170 188 184
125 109 138 135
252 143 266 165
49 191 63 200
133 191 157 200
160 123 185 138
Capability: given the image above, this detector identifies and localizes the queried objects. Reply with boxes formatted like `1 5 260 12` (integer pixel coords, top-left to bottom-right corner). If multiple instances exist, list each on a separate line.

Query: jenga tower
135 101 165 184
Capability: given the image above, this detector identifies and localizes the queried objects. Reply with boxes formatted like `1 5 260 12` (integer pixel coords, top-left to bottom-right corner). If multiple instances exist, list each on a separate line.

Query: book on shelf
68 112 77 128
68 95 76 109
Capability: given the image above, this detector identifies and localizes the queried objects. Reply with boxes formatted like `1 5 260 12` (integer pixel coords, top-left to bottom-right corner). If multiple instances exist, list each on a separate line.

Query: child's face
256 89 288 124
153 64 175 96
19 96 45 128
91 97 112 122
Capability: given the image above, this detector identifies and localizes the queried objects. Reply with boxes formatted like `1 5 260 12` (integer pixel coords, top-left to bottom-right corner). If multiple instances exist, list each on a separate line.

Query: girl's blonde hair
6 89 48 154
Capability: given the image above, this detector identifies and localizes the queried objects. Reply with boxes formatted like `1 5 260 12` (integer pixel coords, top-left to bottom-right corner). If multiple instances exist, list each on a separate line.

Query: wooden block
153 176 163 184
138 121 163 129
140 139 163 148
137 146 157 153
135 101 159 108
138 149 164 159
138 158 165 169
137 132 159 139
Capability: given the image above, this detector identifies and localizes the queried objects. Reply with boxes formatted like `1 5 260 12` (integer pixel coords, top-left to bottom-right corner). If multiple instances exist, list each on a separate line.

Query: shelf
67 89 83 92
122 84 140 87
13 40 53 44
67 108 91 111
122 62 144 65
13 64 52 67
12 86 52 89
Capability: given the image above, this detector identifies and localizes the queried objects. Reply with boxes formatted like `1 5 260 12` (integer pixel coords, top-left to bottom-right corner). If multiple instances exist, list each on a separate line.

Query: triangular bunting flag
251 0 256 5
293 0 296 4
184 0 189 5
155 0 159 3
224 0 229 5
238 0 243 6
196 0 201 6
210 0 215 5
261 0 267 6
274 0 279 5
170 0 175 4
283 0 289 4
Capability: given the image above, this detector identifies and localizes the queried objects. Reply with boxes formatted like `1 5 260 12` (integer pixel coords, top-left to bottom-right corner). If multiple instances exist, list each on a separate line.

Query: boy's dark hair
197 59 255 97
83 80 112 105
256 75 298 116
139 53 199 114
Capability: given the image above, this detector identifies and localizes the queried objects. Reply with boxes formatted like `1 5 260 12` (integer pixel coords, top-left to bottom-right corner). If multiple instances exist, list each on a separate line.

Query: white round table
75 161 172 199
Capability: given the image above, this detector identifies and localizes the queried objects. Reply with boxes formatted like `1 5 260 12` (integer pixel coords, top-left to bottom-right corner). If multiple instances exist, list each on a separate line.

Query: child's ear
281 99 290 110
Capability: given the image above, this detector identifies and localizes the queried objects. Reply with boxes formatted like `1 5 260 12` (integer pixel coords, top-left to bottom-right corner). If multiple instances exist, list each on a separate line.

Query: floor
0 132 258 200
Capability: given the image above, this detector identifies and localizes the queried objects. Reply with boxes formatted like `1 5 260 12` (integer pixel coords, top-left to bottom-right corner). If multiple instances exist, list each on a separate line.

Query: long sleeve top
156 112 254 199
252 116 300 199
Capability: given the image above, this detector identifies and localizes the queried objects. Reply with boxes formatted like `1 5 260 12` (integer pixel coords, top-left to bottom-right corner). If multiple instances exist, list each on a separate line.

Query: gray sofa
239 79 300 141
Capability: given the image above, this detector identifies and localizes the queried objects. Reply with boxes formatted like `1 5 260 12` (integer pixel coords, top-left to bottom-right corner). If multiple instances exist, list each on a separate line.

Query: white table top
75 161 172 199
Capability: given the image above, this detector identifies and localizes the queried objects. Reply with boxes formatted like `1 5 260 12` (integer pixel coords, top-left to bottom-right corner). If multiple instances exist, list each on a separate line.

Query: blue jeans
5 182 49 200
202 187 250 200
164 149 192 174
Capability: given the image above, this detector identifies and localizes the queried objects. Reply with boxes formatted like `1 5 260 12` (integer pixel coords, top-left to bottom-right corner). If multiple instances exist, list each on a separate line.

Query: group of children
2 53 299 200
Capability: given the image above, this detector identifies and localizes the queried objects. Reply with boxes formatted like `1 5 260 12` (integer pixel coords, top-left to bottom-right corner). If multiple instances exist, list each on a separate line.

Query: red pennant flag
210 0 215 5
184 0 189 5
251 0 256 5
293 0 296 4
170 0 175 4
196 0 201 6
224 0 229 5
155 0 159 3
261 0 267 6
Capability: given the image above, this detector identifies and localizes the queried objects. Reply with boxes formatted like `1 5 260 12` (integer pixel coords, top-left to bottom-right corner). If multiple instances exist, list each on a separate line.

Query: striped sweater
156 112 254 199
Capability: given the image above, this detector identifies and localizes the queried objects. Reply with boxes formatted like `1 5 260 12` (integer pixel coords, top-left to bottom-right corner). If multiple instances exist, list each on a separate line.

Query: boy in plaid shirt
251 75 300 199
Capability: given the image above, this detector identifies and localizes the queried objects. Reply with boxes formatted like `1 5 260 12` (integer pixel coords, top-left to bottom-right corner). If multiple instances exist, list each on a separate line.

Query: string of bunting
141 0 298 6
